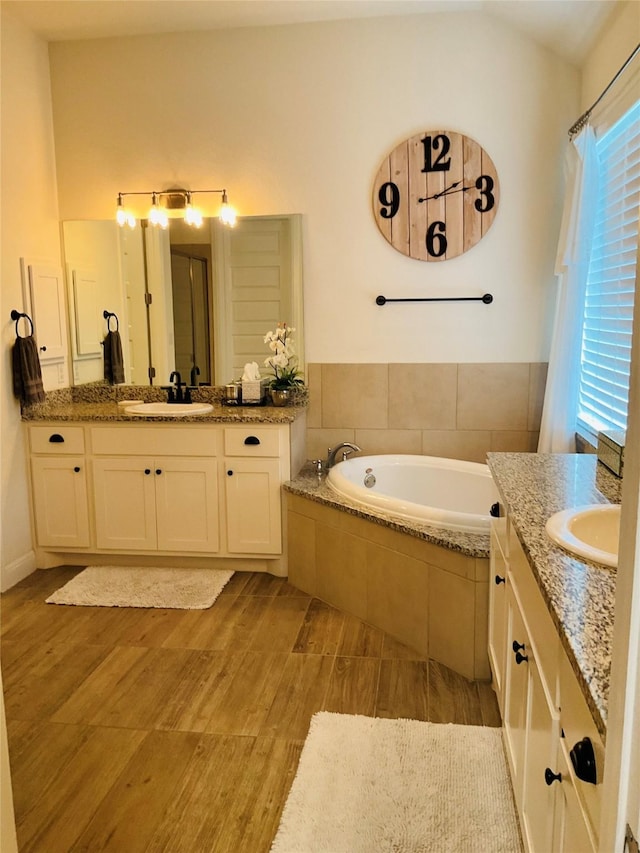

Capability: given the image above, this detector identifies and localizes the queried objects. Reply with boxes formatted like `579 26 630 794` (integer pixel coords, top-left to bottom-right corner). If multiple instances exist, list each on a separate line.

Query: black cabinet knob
227 470 233 476
73 466 80 473
490 502 500 517
155 469 162 475
545 767 562 786
570 737 597 784
495 574 505 585
512 640 525 653
39 345 47 352
144 469 151 475
515 651 528 665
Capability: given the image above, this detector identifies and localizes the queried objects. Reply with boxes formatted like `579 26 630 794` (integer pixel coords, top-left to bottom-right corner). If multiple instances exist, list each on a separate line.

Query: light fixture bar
115 188 237 228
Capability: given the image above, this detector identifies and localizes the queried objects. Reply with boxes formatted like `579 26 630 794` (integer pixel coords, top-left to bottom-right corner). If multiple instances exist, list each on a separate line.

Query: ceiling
1 0 619 65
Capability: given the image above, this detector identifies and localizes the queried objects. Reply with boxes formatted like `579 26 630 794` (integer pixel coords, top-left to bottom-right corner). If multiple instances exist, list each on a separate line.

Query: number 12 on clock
372 130 499 261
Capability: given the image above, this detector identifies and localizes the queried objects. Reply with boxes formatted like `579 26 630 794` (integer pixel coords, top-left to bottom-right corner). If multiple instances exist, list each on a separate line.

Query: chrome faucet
326 442 361 469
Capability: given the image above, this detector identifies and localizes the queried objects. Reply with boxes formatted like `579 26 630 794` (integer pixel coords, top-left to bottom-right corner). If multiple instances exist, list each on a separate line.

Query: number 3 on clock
373 130 499 261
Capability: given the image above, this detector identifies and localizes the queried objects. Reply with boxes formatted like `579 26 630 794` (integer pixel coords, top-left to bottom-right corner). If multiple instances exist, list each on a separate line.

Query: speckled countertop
487 452 622 740
284 463 490 559
21 385 306 425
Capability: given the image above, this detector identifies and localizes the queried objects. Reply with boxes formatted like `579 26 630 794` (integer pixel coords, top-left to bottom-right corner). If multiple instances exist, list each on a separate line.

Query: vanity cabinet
27 415 306 574
93 456 219 552
223 427 284 554
489 509 603 853
28 426 90 548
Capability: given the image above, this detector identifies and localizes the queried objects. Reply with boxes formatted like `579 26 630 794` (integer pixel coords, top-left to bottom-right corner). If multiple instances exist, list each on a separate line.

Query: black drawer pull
155 469 162 475
144 469 151 475
544 768 562 786
74 466 80 473
49 434 64 443
39 345 47 352
515 651 529 665
227 470 233 476
570 737 597 784
512 640 525 653
244 436 261 445
495 574 505 585
490 501 500 517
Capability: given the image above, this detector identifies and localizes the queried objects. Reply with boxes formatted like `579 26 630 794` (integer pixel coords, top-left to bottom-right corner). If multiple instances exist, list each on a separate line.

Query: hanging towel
103 330 125 384
12 335 45 404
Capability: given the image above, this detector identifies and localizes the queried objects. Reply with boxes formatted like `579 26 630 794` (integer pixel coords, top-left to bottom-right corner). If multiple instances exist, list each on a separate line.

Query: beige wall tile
354 429 422 455
321 364 388 429
474 581 491 680
305 363 322 428
490 431 534 452
388 364 457 429
306 428 356 463
428 566 475 680
457 363 530 430
287 511 317 596
421 429 491 463
528 362 548 431
366 543 429 657
316 525 367 620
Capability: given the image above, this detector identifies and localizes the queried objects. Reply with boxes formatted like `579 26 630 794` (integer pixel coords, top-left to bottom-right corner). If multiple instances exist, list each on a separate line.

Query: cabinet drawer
29 425 85 454
223 426 282 457
558 652 604 843
91 426 218 457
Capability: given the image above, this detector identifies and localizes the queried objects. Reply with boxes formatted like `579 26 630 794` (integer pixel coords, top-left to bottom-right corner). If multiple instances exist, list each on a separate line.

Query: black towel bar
103 309 119 332
375 294 493 306
10 309 34 337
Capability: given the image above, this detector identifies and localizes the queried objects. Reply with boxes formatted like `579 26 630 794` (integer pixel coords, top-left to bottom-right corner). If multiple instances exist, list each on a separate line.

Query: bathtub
326 454 497 534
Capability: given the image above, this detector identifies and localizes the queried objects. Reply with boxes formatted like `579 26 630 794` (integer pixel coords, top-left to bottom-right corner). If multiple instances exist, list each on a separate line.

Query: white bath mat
45 566 234 609
271 712 522 853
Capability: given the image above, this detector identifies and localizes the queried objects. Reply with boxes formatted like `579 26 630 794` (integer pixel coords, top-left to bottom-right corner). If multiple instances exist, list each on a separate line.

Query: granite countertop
487 452 622 740
21 386 306 425
285 463 490 559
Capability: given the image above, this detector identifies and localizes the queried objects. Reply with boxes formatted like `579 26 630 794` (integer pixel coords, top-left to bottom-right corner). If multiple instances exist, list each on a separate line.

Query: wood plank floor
1 566 500 852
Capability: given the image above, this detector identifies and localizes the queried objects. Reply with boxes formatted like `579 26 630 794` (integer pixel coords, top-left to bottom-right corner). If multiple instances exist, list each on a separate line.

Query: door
31 456 90 548
503 581 530 811
224 458 282 554
215 216 293 381
154 457 219 553
27 263 68 362
488 525 508 710
93 457 156 550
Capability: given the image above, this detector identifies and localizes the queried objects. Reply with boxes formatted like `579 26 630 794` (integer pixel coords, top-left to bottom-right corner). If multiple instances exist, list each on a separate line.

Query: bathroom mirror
61 214 304 387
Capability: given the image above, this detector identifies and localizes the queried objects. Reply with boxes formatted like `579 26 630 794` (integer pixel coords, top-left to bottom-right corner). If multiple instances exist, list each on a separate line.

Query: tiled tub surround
305 362 548 463
487 452 622 740
285 466 490 682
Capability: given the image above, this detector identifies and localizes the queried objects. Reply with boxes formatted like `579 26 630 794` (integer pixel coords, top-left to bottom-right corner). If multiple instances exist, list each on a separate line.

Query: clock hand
418 181 473 203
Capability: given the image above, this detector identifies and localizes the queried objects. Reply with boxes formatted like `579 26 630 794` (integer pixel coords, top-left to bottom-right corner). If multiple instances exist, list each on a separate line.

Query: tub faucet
326 442 361 469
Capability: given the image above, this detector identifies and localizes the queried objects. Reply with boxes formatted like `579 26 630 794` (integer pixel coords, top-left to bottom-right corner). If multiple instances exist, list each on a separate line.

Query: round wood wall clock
372 130 499 261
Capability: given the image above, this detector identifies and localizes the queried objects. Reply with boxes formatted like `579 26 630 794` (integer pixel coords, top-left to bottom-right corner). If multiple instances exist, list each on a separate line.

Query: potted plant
264 323 304 405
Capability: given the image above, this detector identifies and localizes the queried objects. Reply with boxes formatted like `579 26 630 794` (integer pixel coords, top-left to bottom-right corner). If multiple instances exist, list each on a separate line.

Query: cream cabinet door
488 524 508 712
551 741 597 853
31 456 90 548
224 458 282 554
154 457 219 553
93 457 157 550
503 582 530 811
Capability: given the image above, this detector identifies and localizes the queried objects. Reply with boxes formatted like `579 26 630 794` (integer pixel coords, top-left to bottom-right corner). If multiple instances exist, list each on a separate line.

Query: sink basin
124 402 213 416
545 503 620 568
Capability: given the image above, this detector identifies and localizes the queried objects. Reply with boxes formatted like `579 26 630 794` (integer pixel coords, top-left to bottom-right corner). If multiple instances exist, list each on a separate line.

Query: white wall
580 0 640 109
48 12 579 366
1 9 62 589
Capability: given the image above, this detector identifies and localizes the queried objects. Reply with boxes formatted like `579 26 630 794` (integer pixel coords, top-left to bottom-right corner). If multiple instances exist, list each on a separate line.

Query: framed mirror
61 214 304 387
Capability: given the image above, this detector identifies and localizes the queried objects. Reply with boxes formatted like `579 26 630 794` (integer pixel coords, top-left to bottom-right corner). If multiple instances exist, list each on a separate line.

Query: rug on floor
271 711 523 853
45 565 234 609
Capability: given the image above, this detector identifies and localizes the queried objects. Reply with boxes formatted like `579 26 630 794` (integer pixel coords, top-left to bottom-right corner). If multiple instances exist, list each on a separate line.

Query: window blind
577 99 640 439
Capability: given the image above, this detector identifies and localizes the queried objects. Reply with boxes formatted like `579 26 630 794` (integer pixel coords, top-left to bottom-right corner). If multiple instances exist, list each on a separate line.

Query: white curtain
537 126 599 453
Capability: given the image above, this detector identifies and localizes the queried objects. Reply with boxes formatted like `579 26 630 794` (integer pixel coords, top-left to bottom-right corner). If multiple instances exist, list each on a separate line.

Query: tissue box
597 429 626 477
241 378 269 405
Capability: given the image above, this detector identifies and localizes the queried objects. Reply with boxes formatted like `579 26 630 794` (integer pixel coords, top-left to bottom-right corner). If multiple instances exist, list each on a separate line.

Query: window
577 99 640 439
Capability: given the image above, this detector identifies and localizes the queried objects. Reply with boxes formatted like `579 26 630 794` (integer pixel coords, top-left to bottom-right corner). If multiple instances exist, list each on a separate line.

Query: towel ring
10 309 34 338
103 310 119 332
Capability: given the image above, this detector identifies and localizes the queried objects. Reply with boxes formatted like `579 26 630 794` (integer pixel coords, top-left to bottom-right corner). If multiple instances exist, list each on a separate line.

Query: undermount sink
545 503 621 568
124 402 213 416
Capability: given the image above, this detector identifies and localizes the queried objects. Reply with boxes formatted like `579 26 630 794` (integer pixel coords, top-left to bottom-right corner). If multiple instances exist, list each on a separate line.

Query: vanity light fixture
115 188 237 228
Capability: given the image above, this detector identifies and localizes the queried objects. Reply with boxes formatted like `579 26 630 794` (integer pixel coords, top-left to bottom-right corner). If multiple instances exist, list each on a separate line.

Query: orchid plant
263 323 304 390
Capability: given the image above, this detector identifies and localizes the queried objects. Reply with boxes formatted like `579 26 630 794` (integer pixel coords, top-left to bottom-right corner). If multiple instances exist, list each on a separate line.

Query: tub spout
326 442 361 469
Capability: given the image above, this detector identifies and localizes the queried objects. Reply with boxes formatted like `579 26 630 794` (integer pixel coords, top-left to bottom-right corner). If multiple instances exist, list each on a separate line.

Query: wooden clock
372 130 499 261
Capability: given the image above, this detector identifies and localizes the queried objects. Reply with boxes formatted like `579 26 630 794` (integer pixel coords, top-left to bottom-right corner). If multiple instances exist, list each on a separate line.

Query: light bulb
148 193 168 228
116 196 136 228
184 198 203 227
219 192 237 227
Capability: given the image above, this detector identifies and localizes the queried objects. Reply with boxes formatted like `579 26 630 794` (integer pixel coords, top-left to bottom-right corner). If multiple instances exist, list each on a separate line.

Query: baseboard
0 550 36 592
